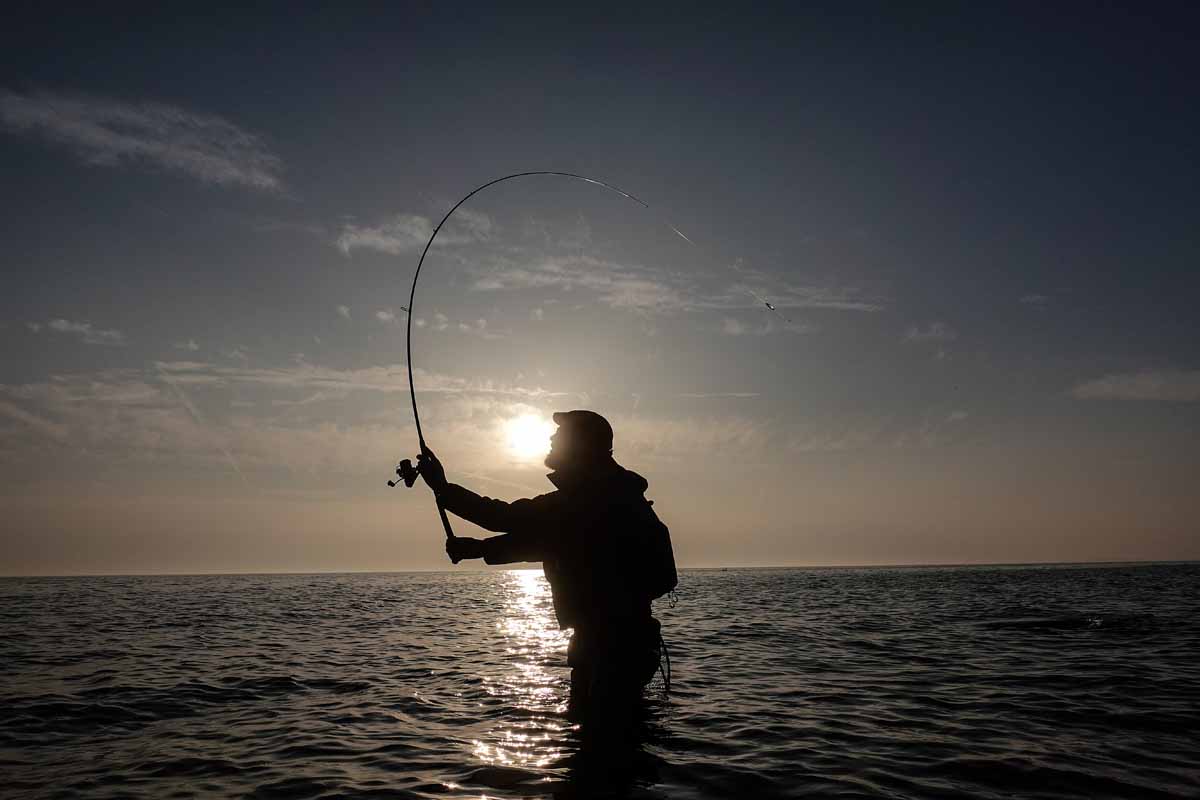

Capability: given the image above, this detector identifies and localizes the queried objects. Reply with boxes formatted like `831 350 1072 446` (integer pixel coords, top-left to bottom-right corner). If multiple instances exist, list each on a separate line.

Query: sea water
2 564 1197 798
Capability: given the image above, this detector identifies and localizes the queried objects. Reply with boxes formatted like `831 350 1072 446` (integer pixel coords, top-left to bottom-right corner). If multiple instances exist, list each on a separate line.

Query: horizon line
2 558 1197 579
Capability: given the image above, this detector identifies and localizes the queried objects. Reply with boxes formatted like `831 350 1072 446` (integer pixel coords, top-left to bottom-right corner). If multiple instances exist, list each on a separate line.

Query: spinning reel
387 458 421 488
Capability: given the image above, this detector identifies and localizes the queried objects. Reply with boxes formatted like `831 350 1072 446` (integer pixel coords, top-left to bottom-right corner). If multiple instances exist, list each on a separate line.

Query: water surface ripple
2 564 1197 798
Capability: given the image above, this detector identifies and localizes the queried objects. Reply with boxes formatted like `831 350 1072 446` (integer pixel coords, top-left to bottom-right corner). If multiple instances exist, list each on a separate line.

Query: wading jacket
436 459 676 644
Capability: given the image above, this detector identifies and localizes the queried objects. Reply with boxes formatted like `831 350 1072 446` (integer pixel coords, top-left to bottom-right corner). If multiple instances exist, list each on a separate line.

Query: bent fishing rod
386 172 655 562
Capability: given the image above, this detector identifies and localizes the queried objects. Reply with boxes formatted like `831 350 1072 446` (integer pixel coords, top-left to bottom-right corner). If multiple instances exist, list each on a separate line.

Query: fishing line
403 172 669 448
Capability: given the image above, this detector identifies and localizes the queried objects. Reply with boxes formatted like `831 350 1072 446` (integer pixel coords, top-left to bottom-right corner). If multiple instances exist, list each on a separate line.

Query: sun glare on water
504 413 554 461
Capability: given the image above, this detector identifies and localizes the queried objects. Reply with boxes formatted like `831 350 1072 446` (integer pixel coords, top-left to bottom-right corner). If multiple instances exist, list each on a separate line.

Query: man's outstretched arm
417 449 555 564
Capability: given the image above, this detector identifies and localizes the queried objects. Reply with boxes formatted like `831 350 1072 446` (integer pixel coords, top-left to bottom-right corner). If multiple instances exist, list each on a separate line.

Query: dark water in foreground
2 564 1198 799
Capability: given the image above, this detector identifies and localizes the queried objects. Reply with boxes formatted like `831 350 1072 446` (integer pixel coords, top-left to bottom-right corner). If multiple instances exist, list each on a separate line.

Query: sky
2 7 1198 574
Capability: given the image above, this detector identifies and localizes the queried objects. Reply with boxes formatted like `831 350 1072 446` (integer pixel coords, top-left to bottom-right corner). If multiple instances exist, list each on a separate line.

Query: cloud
471 254 693 311
153 360 567 400
174 339 199 351
455 318 503 340
473 252 883 317
1072 369 1200 402
719 282 883 313
724 260 885 313
612 414 772 462
722 318 750 336
46 318 124 346
721 315 809 336
408 311 501 339
678 392 760 399
1020 294 1050 305
786 419 889 452
0 89 283 190
155 362 242 476
947 410 969 422
889 417 954 450
0 362 577 482
905 322 957 342
336 209 493 255
338 214 430 255
0 399 68 442
452 209 494 239
0 369 390 476
26 322 42 333
336 305 351 320
0 371 205 465
531 307 544 321
375 309 397 324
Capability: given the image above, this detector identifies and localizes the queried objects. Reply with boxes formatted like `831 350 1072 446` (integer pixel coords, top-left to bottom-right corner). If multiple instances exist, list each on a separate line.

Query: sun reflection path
472 569 573 769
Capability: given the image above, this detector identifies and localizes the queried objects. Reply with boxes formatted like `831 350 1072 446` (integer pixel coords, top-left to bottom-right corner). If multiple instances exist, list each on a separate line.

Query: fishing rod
386 172 658 561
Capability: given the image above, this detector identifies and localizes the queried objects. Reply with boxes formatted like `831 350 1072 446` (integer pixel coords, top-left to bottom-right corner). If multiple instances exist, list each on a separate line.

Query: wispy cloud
456 318 504 340
1020 294 1050 306
154 360 566 399
0 89 283 190
0 369 395 477
1072 369 1200 402
0 399 68 442
473 252 883 317
888 411 971 449
613 414 770 460
338 214 430 255
717 281 882 313
722 317 759 336
786 418 890 452
336 305 351 320
720 315 809 336
0 361 577 481
155 362 242 477
678 392 760 399
46 318 125 346
724 260 885 313
174 339 199 351
375 309 398 324
471 254 694 312
905 322 957 342
336 208 493 255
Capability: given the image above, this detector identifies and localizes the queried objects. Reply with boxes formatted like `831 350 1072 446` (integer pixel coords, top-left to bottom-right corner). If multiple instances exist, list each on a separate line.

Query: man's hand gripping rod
388 456 462 564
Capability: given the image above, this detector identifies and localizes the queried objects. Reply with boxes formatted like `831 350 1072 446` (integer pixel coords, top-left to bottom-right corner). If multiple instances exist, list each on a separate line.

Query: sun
504 413 554 461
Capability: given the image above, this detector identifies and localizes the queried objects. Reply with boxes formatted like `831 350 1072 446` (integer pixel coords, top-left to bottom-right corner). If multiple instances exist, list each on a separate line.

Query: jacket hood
613 465 649 495
547 457 647 496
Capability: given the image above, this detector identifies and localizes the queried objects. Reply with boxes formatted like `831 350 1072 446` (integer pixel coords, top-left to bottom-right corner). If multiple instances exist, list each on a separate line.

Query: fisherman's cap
552 409 613 452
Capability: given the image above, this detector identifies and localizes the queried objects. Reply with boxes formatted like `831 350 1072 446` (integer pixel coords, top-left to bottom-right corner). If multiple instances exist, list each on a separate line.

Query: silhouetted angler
416 410 677 725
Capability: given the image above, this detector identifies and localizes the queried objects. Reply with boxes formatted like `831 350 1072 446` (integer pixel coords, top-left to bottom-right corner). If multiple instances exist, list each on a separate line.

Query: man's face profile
544 425 564 470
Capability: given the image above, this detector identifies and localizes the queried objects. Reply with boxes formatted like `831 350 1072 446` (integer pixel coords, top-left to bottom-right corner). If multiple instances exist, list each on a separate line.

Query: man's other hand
446 536 484 562
417 447 448 493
